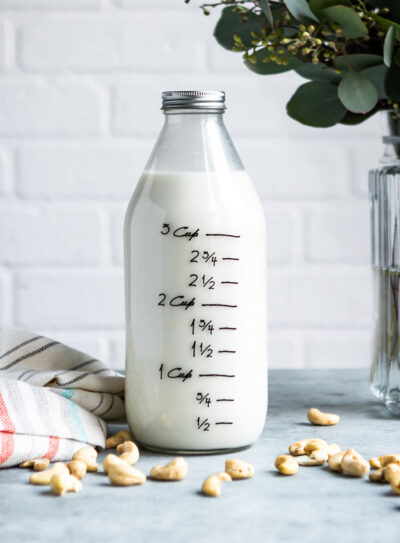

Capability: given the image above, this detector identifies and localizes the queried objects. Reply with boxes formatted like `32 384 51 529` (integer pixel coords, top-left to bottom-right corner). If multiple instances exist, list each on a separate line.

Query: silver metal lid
161 90 226 110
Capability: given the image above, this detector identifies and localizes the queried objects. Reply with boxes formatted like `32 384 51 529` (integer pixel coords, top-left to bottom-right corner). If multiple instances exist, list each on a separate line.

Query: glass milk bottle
124 91 267 453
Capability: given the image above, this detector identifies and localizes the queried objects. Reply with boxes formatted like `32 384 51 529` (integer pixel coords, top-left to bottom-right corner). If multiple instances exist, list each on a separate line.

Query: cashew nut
108 463 146 486
369 457 381 469
304 439 328 456
369 468 386 482
289 439 310 456
341 448 369 477
307 408 340 426
33 458 51 471
384 463 400 483
296 450 328 466
116 440 139 466
30 462 69 485
225 459 254 480
369 455 400 471
378 454 400 467
50 472 82 496
328 451 345 472
390 472 400 494
275 455 299 475
201 472 232 497
309 449 328 464
72 446 98 472
150 457 188 481
369 464 400 483
288 438 326 456
67 460 87 480
105 430 132 449
103 453 125 474
20 458 50 471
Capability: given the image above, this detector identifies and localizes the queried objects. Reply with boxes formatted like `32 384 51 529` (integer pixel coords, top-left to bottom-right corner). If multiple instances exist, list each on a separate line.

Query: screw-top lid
161 90 226 110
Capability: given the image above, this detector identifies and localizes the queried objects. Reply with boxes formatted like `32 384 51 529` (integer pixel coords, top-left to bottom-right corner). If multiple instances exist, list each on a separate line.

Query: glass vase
370 110 400 414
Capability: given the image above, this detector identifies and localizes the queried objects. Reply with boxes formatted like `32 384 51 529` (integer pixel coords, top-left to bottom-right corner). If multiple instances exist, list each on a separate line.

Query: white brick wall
17 143 150 198
0 203 103 265
0 0 103 8
14 270 124 328
0 1 378 369
0 82 102 136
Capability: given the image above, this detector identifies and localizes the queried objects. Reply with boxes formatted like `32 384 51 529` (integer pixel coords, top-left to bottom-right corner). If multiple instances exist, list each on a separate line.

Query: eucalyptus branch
187 0 400 126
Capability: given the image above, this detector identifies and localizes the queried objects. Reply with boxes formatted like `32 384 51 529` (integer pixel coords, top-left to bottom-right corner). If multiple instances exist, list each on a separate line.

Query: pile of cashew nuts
274 407 400 496
21 428 254 497
21 406 400 498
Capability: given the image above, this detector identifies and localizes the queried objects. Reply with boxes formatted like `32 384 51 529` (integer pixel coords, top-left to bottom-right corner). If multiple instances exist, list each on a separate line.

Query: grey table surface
1 369 400 543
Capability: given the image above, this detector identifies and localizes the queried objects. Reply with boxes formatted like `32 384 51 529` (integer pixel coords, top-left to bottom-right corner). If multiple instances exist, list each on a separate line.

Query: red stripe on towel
0 392 16 464
44 436 60 460
0 391 15 433
0 432 15 465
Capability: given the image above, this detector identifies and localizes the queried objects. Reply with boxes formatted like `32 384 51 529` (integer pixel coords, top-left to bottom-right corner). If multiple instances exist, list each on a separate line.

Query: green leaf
286 81 346 127
283 0 319 23
321 6 367 39
295 61 341 82
214 7 266 50
363 64 388 99
385 61 400 101
338 71 378 113
244 47 302 74
259 0 273 27
309 0 350 17
384 26 396 68
340 108 378 125
335 54 383 72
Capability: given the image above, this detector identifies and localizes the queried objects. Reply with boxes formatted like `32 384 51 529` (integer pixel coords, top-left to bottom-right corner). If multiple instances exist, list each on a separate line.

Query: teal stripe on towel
60 389 87 443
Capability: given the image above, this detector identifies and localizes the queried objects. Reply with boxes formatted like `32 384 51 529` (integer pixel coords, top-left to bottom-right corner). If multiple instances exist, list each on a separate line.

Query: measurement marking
215 422 233 425
218 350 236 354
206 233 240 239
222 257 239 261
219 327 237 331
216 398 235 402
202 303 237 308
221 281 238 285
199 373 235 378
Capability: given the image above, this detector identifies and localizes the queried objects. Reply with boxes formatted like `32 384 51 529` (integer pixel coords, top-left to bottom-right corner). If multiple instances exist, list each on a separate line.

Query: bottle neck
162 109 226 131
380 110 400 163
382 140 400 163
144 109 244 173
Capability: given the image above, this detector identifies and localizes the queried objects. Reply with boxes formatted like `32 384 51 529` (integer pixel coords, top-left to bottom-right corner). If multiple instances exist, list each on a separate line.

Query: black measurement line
221 281 238 285
206 233 240 238
216 399 235 402
218 350 236 354
215 422 233 425
199 373 235 378
222 257 239 261
202 303 237 308
219 327 237 331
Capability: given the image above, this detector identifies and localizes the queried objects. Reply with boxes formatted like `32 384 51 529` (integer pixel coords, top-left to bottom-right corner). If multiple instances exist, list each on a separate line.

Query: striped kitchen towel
0 329 125 468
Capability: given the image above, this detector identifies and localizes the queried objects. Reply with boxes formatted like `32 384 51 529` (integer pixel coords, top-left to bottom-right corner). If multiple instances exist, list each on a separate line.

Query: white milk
124 170 267 452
